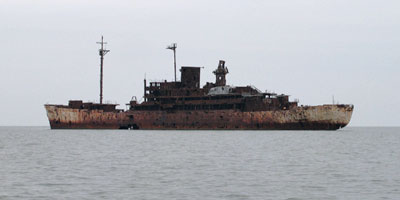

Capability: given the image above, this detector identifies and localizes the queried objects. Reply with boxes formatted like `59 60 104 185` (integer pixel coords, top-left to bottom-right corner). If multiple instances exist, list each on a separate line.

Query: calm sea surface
0 127 399 200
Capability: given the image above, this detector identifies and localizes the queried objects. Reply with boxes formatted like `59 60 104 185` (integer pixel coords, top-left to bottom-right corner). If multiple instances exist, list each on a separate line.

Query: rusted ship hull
45 105 124 129
45 104 353 130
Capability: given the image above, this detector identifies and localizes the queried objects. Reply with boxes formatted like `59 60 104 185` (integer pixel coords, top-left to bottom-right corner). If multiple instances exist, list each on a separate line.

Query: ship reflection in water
45 39 353 130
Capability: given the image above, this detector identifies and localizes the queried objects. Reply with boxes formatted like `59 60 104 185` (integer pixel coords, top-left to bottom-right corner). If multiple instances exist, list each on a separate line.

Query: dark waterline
1 127 399 199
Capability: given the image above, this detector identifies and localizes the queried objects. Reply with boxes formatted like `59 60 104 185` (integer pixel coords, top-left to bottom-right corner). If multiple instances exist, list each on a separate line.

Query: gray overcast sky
1 0 399 126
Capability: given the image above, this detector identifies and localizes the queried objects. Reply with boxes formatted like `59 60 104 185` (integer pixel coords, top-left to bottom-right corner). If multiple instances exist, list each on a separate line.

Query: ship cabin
129 60 298 112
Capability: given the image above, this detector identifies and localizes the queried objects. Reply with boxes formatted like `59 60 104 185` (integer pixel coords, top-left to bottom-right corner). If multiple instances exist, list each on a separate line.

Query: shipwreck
45 38 353 130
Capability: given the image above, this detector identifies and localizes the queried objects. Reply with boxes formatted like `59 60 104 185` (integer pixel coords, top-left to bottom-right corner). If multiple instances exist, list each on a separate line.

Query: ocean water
0 127 399 200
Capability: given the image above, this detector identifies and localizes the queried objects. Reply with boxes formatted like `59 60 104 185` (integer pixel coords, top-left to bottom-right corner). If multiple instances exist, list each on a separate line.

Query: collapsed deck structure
44 40 353 130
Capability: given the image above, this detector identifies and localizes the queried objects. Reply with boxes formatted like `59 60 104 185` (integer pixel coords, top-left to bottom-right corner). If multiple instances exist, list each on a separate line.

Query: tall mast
167 43 177 82
96 36 110 104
